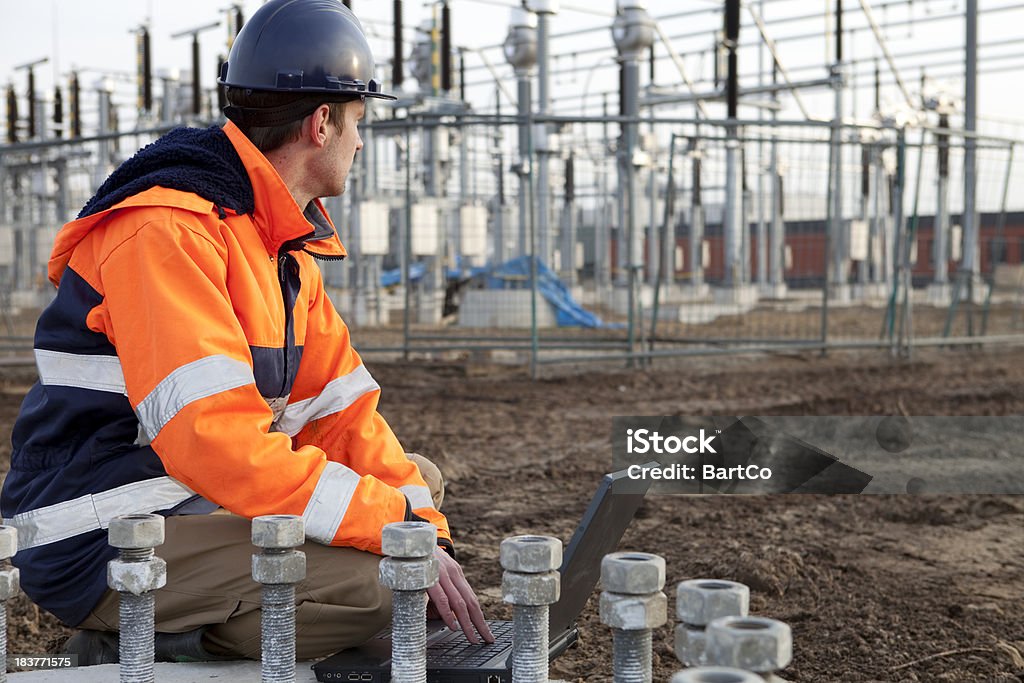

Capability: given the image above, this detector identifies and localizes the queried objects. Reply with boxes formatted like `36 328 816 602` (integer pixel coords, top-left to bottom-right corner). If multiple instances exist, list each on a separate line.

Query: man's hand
425 547 495 644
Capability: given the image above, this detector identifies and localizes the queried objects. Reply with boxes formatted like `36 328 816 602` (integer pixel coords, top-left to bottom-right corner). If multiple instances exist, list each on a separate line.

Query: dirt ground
0 346 1023 682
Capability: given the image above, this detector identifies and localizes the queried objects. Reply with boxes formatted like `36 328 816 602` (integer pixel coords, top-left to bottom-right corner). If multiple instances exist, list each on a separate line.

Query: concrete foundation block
416 291 445 325
457 290 558 328
712 285 759 308
852 283 891 302
759 282 789 300
925 282 953 307
827 282 853 305
610 284 655 316
671 283 712 302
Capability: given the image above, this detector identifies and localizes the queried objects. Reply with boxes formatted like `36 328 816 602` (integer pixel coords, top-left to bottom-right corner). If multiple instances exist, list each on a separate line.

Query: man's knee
206 545 395 660
406 453 445 509
293 582 392 659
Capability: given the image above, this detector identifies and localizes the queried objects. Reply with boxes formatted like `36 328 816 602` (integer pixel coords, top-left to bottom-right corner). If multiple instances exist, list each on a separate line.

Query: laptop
313 466 654 683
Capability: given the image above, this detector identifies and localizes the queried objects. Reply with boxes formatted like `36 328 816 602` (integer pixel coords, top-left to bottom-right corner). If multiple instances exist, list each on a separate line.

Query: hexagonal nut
500 535 562 573
252 550 306 585
379 556 440 591
251 515 304 549
108 557 167 595
382 522 437 558
670 667 764 683
0 568 20 600
676 579 750 627
108 514 165 549
601 552 665 595
599 590 667 630
502 570 560 606
0 526 18 559
675 623 707 667
706 616 793 673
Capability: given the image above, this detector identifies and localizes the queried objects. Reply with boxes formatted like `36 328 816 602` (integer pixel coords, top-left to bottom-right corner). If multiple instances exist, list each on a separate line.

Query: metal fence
0 111 1021 374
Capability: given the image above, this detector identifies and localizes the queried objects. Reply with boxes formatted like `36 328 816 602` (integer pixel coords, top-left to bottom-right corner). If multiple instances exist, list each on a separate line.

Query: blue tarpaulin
380 256 617 328
380 262 426 288
487 257 615 328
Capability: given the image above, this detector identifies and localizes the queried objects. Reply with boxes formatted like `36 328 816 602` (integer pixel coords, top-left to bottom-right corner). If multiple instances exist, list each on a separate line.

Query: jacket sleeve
98 217 409 554
277 256 453 549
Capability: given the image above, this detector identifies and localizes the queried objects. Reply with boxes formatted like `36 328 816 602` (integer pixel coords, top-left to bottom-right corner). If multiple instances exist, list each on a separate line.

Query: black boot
62 629 119 666
154 628 238 663
63 627 238 664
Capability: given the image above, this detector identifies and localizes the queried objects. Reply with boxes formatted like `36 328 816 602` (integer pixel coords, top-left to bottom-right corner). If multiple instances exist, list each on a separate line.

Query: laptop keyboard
426 620 514 668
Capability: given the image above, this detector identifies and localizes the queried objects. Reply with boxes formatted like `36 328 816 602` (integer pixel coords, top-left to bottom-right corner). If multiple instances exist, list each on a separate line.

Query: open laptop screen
549 466 654 636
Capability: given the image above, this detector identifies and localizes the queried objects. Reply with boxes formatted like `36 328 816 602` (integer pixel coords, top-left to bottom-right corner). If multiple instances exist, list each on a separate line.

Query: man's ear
308 104 332 148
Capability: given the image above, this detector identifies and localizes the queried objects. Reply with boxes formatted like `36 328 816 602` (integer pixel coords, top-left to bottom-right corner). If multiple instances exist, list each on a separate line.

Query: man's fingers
451 574 495 643
425 583 459 634
438 569 481 644
423 549 494 644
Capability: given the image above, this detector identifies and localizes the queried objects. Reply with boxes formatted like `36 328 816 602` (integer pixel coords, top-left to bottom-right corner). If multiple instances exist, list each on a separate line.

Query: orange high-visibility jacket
2 121 450 625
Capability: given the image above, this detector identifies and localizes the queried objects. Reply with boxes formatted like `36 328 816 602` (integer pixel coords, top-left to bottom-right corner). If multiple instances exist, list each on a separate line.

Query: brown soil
1 347 1023 682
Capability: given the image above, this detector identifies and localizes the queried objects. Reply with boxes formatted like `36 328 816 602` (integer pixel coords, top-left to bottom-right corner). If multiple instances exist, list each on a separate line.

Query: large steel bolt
0 527 19 683
107 514 166 683
599 552 667 683
500 535 562 683
706 616 793 680
252 515 306 683
670 667 764 683
675 580 750 667
379 522 440 683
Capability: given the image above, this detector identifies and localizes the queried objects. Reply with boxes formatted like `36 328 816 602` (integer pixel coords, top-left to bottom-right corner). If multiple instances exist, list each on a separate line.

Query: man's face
319 100 365 198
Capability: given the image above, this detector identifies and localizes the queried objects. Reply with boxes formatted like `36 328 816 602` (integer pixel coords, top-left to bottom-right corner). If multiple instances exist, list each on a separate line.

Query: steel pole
829 63 847 298
349 142 364 322
94 83 112 190
597 96 611 289
690 146 705 290
561 155 577 286
458 116 469 268
623 55 641 358
768 63 784 290
661 153 674 290
536 10 552 268
517 71 532 258
859 143 870 287
756 0 767 289
934 122 950 286
647 137 657 288
870 142 886 286
493 88 505 265
724 136 742 286
962 0 979 288
723 0 742 287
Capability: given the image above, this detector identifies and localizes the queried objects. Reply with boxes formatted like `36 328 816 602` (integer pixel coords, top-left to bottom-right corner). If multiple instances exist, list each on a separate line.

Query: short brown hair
225 88 351 153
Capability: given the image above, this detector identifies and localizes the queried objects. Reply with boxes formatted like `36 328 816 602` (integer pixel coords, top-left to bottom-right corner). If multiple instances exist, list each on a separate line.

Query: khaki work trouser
79 454 445 660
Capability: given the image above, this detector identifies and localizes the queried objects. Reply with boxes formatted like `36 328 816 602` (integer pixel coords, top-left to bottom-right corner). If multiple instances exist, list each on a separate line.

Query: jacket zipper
303 248 346 262
275 240 342 396
277 250 292 397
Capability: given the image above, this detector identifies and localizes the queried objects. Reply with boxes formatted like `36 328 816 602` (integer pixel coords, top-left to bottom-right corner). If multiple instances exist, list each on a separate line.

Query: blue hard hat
218 0 396 101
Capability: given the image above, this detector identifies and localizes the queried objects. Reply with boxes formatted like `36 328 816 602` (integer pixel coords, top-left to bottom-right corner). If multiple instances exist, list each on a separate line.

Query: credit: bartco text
626 463 774 481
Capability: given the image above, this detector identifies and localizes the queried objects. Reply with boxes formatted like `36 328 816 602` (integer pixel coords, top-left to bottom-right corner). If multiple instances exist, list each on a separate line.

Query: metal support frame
535 8 554 269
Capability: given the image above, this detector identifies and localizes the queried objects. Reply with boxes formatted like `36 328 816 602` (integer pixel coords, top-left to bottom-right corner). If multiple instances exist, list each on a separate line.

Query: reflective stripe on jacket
2 121 450 625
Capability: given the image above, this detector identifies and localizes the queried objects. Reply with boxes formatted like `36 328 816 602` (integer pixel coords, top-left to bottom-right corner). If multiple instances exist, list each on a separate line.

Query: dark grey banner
611 416 1024 494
